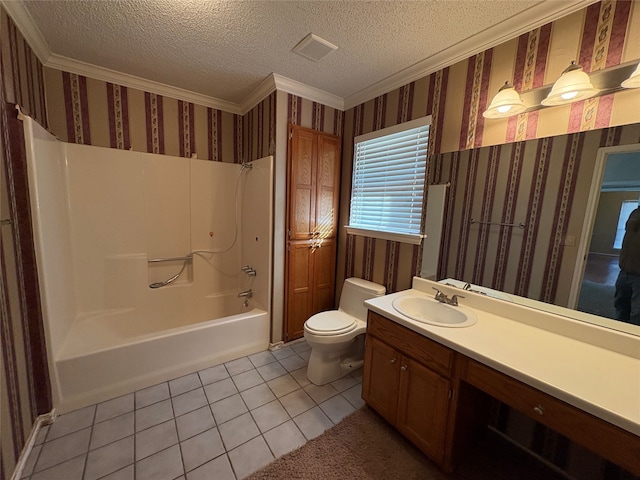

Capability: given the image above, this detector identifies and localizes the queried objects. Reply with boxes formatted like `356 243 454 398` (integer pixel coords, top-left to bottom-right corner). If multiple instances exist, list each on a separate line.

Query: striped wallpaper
336 0 640 300
45 68 240 162
433 123 640 306
285 93 344 137
0 7 50 480
243 92 276 162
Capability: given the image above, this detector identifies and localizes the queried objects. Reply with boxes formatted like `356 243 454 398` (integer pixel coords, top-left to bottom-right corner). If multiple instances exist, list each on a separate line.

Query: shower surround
22 114 273 413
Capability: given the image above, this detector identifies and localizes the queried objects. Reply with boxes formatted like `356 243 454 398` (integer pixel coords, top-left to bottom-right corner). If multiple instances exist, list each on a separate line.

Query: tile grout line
171 377 188 480
28 344 360 480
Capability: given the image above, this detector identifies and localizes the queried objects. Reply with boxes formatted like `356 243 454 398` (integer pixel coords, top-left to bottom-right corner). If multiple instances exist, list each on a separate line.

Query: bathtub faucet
237 289 253 299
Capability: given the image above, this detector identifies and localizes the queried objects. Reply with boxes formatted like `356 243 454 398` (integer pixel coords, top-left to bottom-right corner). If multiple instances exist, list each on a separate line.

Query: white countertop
365 280 640 436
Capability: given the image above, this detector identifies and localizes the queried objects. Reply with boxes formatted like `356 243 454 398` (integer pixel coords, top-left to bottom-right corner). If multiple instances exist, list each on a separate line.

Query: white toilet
304 277 386 385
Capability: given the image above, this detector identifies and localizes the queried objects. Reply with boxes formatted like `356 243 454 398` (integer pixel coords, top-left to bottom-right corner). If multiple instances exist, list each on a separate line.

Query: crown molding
46 54 243 114
344 0 599 109
240 75 277 114
1 0 51 62
272 74 344 111
1 0 241 114
5 0 600 115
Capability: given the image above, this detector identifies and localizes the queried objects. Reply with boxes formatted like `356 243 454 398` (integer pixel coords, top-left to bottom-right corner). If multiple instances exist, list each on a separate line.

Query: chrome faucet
237 289 253 298
432 288 464 306
241 266 256 276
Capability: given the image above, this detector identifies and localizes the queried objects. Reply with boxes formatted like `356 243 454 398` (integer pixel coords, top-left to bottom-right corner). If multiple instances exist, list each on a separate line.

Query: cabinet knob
400 365 408 371
390 358 397 364
533 405 544 416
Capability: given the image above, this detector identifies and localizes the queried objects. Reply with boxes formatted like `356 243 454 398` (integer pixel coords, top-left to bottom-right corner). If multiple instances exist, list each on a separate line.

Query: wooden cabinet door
363 336 401 424
315 134 341 238
311 237 336 314
285 125 341 341
397 355 451 463
287 127 316 240
285 240 314 340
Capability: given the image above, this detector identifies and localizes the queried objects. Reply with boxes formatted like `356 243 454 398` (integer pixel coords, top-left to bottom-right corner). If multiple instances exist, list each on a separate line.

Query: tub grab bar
149 254 193 288
148 254 193 263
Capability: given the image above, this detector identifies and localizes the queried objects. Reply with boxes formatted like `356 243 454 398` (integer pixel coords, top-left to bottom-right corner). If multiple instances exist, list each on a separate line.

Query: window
613 200 639 249
346 116 431 245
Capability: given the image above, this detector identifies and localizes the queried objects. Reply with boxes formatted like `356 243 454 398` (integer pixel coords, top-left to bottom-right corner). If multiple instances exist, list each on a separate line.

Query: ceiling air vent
292 33 338 62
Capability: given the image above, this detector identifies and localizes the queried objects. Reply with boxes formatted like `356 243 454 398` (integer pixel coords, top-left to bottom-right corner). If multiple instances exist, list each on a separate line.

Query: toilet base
306 335 365 386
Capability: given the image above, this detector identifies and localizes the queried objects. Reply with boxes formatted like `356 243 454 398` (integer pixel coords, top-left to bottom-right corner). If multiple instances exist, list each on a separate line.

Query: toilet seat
304 311 357 336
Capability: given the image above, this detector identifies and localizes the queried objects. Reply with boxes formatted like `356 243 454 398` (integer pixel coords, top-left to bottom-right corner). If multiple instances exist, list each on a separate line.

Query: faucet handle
449 294 465 306
432 287 447 302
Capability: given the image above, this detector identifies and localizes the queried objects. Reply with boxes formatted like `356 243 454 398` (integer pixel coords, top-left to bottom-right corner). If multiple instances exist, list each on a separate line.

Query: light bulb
497 105 512 113
561 91 579 100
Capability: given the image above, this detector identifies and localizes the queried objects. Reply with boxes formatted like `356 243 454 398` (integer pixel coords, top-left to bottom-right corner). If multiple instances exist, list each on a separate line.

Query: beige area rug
247 407 565 480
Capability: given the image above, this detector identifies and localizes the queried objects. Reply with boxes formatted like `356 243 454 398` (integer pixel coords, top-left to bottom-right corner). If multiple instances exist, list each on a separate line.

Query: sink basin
391 295 477 327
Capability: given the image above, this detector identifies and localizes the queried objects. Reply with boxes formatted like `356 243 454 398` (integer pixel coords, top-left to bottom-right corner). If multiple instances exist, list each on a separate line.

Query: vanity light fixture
541 61 599 106
621 62 640 88
482 81 527 118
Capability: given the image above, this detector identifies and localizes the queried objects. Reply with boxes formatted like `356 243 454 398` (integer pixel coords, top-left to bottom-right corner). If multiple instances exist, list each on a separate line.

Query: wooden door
363 336 401 424
315 134 341 238
287 127 316 240
286 240 315 340
311 237 336 313
284 125 341 342
397 355 451 463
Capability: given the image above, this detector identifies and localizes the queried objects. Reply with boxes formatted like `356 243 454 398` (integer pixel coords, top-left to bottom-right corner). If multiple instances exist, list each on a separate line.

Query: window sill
345 227 424 245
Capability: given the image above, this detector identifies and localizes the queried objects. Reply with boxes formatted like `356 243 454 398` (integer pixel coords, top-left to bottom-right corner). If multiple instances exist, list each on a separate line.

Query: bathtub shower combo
22 113 273 413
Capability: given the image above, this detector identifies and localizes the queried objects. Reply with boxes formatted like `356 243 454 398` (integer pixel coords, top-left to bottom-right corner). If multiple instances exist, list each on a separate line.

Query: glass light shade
483 82 527 119
541 62 598 106
621 62 640 88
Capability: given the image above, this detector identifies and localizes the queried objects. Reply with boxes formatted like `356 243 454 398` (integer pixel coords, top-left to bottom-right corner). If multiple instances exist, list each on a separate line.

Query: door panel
285 240 314 340
288 128 316 240
316 134 341 237
397 356 450 462
363 336 400 424
285 125 340 341
312 238 336 313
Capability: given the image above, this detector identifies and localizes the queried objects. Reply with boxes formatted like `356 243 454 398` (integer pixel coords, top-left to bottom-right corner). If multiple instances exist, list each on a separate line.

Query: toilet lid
305 311 357 336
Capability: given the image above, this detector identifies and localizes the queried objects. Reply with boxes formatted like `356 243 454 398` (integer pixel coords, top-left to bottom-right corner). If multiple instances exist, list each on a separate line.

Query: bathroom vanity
363 278 640 475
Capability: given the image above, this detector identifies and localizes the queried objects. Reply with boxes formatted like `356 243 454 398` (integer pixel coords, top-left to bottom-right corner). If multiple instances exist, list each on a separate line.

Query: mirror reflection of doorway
577 150 640 319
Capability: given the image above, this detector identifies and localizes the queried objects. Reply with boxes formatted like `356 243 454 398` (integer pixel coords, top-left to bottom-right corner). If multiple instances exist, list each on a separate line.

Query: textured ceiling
21 0 582 106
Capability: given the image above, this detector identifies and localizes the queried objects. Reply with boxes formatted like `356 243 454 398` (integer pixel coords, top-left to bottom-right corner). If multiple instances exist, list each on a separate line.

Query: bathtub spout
237 289 253 298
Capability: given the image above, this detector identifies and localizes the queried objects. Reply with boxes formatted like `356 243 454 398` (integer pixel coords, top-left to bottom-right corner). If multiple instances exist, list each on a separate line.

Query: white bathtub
23 115 274 414
53 293 269 413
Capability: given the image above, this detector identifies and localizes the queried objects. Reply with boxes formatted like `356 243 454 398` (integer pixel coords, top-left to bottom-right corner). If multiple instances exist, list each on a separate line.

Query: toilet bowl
304 278 386 385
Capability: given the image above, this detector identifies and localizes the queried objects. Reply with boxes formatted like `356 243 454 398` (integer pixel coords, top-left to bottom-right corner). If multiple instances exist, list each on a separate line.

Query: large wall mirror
424 123 640 337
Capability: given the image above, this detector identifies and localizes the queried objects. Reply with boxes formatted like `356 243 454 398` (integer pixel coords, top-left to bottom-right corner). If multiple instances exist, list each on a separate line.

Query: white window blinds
348 117 430 243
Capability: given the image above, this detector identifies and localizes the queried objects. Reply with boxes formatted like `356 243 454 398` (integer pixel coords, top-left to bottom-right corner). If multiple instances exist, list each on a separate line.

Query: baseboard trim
11 409 56 480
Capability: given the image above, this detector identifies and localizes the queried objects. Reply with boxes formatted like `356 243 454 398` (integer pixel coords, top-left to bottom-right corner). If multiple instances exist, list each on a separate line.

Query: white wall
66 145 145 312
241 156 273 313
23 115 77 363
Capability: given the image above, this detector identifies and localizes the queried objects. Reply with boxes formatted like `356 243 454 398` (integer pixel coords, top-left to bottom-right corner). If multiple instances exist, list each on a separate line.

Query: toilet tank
339 277 386 321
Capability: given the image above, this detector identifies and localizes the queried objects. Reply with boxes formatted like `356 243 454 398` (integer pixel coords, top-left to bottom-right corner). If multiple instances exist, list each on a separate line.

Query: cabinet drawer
367 311 455 377
462 358 640 476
